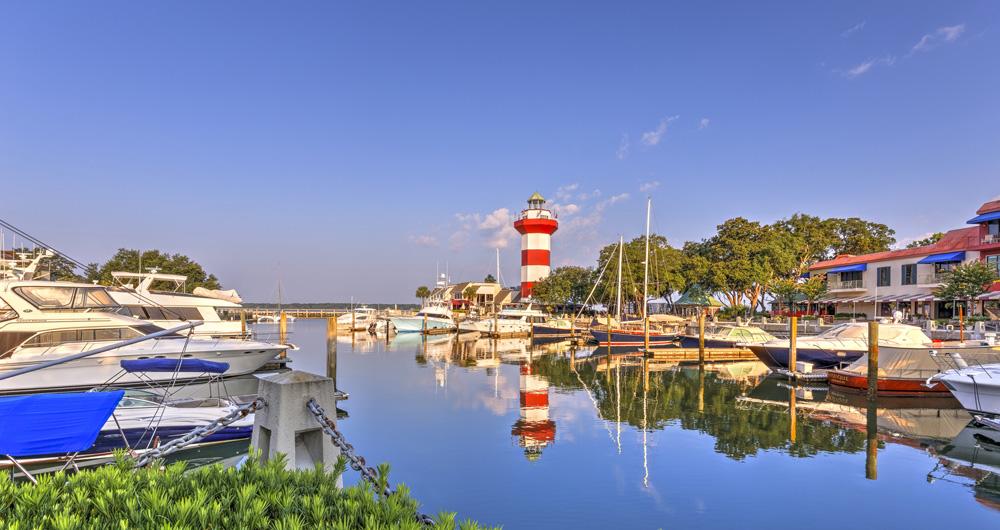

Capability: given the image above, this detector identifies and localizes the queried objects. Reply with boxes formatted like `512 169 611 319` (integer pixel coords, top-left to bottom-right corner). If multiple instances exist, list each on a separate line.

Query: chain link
134 397 265 468
307 398 435 526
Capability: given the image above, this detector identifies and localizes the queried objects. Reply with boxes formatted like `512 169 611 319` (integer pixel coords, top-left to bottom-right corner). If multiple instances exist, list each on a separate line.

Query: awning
978 291 1000 301
828 264 867 273
918 251 965 264
120 358 230 374
967 211 1000 224
0 390 124 457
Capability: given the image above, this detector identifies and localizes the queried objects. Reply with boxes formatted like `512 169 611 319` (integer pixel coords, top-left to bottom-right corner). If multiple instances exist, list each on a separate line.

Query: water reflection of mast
642 357 649 488
616 354 622 454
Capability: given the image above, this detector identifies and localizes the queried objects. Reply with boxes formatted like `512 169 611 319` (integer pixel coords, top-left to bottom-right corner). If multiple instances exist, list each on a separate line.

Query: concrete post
252 370 340 473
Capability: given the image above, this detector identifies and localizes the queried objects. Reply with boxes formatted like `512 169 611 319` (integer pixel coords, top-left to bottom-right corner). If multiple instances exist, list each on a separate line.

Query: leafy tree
463 285 478 302
935 261 999 315
906 232 944 249
91 249 221 291
531 266 594 306
484 273 497 283
828 217 896 257
595 234 687 314
415 285 431 303
799 274 829 311
772 214 896 270
769 278 800 313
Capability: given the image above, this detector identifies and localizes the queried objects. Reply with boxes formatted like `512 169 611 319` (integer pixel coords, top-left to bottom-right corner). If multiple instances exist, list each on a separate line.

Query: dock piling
279 311 288 358
697 314 706 365
788 316 798 374
327 317 337 388
865 397 878 480
240 310 247 338
867 321 879 400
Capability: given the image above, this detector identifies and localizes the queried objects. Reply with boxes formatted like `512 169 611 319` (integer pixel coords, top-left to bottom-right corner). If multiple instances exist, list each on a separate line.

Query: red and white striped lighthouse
513 192 558 298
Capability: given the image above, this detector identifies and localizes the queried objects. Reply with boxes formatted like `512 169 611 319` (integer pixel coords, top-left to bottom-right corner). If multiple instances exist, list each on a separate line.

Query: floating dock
642 347 758 363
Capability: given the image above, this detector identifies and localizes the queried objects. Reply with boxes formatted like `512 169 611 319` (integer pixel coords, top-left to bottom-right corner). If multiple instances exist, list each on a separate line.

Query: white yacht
108 271 246 339
747 321 932 370
930 360 1000 417
388 303 456 333
337 306 378 331
458 305 548 336
0 280 286 394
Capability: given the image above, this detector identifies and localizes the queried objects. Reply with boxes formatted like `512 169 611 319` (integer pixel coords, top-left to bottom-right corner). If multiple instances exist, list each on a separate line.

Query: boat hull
747 344 862 370
590 329 677 347
0 342 282 394
827 369 949 395
935 372 1000 416
533 324 575 337
677 335 748 349
389 316 455 333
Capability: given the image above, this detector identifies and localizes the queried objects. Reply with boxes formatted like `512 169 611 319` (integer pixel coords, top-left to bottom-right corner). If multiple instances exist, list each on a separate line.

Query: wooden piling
278 311 288 358
240 310 247 338
788 316 798 373
326 317 337 388
423 313 428 335
958 304 965 343
351 310 356 332
865 397 878 480
789 385 797 444
697 313 706 365
867 320 879 400
606 312 612 358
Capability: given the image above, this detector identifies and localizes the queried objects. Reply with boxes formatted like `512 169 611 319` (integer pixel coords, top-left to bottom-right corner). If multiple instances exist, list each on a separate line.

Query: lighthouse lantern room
513 192 559 298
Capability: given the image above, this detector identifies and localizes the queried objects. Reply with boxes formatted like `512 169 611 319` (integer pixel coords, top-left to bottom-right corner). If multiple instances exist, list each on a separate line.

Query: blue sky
1 1 997 302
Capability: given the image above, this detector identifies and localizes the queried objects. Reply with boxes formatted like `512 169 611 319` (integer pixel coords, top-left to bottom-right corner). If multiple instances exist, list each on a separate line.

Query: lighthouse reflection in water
276 320 1000 530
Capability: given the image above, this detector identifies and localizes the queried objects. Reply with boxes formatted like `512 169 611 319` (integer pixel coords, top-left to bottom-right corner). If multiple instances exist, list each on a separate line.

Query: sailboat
257 280 296 323
590 198 678 347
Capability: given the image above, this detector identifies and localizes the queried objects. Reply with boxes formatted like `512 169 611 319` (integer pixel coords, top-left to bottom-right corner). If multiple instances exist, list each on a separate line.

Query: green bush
0 453 494 530
718 305 749 320
833 313 866 320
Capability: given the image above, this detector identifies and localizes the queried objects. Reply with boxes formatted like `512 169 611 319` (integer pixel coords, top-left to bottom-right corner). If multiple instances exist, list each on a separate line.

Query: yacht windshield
0 297 16 322
15 286 120 312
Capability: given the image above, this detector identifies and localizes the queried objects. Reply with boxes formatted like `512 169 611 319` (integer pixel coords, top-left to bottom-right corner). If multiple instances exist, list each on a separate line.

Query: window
0 297 16 322
841 271 862 282
902 264 917 285
15 286 119 311
163 307 204 320
988 255 1000 275
21 327 144 348
877 266 891 287
935 262 957 274
989 220 1000 236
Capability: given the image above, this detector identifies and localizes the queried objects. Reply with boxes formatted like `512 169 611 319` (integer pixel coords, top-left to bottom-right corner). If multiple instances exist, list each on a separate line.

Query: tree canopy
88 249 221 291
906 232 944 249
530 266 594 306
935 261 999 302
415 285 431 302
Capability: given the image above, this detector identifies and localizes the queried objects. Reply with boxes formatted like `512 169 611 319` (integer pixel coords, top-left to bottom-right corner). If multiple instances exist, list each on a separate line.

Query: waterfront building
809 198 1000 319
429 281 519 311
513 192 559 298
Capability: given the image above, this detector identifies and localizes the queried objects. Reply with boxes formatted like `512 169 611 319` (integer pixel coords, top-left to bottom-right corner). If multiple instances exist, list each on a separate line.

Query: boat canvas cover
0 390 124 457
120 358 230 374
842 347 1000 379
192 287 243 304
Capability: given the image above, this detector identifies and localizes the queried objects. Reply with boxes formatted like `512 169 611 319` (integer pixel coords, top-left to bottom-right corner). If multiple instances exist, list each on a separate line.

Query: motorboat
337 306 378 331
388 303 456 333
746 321 932 370
829 344 1000 395
108 271 246 339
930 360 1000 416
531 317 577 338
458 305 548 336
590 325 678 347
678 324 776 349
0 280 286 393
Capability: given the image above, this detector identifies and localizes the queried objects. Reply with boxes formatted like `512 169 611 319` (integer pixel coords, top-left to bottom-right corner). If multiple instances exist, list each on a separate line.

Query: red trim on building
810 227 979 270
521 249 551 266
514 218 559 235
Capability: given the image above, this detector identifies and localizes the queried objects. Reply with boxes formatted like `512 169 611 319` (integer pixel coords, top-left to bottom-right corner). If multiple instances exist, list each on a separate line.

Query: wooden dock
642 347 757 363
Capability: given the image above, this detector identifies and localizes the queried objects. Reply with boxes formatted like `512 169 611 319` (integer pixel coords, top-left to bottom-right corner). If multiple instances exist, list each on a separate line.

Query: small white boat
337 307 378 331
930 359 1000 416
389 303 456 333
458 305 548 336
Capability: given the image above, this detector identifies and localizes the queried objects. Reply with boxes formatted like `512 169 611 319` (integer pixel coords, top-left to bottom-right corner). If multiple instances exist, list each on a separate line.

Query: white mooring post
252 370 340 473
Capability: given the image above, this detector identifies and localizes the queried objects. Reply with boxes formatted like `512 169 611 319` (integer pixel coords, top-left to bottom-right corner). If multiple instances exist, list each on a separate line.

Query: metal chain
307 398 436 526
134 397 265 468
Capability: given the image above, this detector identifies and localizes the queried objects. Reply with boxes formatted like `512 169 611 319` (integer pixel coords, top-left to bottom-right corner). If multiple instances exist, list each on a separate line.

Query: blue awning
120 358 230 374
967 211 1000 224
799 272 811 279
918 251 965 264
0 390 124 457
828 264 867 273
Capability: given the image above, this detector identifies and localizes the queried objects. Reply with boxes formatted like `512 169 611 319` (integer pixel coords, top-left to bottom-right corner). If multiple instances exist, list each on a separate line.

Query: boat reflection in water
930 423 1000 511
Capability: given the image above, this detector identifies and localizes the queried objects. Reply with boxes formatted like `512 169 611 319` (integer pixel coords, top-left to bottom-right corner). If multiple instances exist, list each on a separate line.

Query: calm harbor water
252 319 1000 529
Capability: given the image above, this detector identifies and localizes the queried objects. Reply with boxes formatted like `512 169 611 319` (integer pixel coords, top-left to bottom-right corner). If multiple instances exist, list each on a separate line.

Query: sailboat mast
643 197 651 350
616 235 623 323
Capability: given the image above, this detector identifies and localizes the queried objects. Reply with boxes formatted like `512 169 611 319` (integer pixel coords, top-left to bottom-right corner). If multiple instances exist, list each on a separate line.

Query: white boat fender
284 343 300 351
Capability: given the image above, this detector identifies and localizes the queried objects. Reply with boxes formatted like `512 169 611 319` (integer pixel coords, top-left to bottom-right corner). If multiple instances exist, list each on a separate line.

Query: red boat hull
827 369 948 395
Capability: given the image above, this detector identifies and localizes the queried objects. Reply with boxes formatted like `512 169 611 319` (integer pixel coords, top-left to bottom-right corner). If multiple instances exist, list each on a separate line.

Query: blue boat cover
120 358 230 374
917 251 965 264
0 390 124 457
967 211 1000 224
828 263 867 273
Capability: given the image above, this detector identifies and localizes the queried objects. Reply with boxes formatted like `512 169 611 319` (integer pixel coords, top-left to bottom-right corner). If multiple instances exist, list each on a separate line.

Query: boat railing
0 321 203 383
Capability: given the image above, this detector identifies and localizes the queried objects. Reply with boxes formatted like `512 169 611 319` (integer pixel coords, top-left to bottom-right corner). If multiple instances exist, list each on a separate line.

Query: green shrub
718 305 749 320
0 453 494 530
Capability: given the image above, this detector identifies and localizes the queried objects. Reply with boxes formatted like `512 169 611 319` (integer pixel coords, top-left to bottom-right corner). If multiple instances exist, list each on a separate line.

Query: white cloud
450 208 516 250
698 118 710 130
616 134 630 160
605 193 629 205
911 24 965 54
577 188 601 201
408 234 438 247
639 181 660 193
640 116 679 146
841 21 866 38
842 55 895 78
555 183 578 202
552 203 580 216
